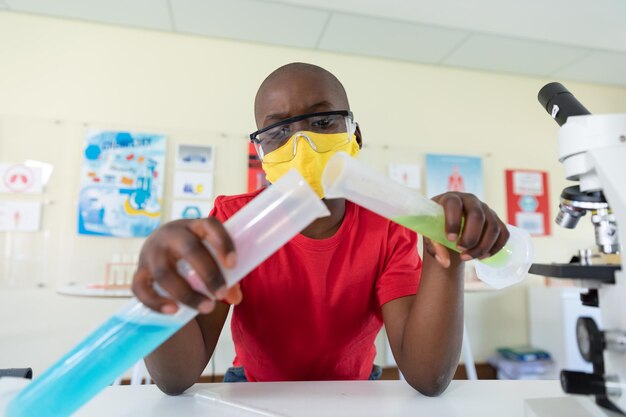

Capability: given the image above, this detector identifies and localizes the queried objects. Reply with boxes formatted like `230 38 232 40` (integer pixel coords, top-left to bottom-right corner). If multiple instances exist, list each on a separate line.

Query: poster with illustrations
173 171 213 200
425 154 484 199
176 144 214 171
0 163 43 194
0 201 42 232
78 130 166 238
388 163 421 190
170 200 213 221
506 169 550 236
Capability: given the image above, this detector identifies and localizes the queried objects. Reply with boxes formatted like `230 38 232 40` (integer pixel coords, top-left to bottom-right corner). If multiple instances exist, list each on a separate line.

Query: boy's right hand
132 218 242 315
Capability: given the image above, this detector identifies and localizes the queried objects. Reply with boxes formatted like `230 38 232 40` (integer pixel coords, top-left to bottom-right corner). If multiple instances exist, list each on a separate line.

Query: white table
66 380 566 417
56 285 133 298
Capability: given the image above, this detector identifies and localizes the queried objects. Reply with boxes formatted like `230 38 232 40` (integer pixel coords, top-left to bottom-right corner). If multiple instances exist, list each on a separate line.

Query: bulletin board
0 114 248 289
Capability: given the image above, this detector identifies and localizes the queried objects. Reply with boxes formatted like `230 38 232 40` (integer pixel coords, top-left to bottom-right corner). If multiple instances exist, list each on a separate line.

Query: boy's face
254 70 361 147
252 67 363 198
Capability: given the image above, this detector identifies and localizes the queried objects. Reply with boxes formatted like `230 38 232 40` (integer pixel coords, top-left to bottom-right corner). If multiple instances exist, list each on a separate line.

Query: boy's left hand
426 192 509 268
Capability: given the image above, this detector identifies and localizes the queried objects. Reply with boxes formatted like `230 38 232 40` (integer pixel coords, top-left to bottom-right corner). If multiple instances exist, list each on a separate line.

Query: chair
0 369 32 379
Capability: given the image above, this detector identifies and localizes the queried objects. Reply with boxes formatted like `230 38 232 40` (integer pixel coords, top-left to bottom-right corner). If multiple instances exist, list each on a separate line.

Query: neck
301 198 346 239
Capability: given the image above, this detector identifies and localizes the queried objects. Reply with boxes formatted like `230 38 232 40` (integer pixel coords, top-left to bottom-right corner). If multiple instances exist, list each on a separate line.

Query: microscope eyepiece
538 82 591 126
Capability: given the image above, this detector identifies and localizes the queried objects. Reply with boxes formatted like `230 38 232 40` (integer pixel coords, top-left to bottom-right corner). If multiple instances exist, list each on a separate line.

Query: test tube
6 169 329 417
322 152 533 289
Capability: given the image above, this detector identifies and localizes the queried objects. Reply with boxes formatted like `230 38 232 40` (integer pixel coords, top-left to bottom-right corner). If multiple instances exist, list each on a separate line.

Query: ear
355 123 363 149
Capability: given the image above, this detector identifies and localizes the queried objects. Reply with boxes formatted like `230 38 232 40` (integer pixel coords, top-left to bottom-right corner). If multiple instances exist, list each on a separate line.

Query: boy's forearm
144 318 209 395
384 251 464 396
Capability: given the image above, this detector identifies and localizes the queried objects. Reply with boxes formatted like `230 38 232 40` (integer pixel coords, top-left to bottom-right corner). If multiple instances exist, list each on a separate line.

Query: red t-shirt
209 190 422 382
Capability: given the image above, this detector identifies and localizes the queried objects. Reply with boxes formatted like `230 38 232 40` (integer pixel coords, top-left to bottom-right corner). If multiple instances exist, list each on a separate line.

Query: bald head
254 63 350 129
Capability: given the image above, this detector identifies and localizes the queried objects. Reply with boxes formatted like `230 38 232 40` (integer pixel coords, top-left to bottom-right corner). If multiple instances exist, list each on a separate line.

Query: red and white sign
247 143 269 192
0 200 42 231
506 169 550 236
0 164 43 194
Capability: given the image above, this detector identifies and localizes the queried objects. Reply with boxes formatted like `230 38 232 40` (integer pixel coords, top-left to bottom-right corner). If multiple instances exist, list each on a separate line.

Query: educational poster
425 154 484 199
0 163 43 194
176 144 214 171
388 163 421 190
506 169 550 236
172 171 214 200
170 201 213 221
78 130 166 238
0 201 42 232
247 142 269 192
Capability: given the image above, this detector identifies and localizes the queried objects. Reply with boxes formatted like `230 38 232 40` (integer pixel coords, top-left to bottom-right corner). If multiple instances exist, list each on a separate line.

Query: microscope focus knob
577 317 603 363
561 370 607 395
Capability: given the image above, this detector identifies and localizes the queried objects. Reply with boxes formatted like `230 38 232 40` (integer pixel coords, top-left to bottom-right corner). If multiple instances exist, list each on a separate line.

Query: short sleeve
375 223 422 307
208 196 229 222
208 192 260 223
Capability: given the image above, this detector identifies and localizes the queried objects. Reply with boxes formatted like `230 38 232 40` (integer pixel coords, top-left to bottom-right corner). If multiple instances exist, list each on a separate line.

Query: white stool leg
462 322 478 380
140 361 151 384
130 361 150 385
130 362 140 386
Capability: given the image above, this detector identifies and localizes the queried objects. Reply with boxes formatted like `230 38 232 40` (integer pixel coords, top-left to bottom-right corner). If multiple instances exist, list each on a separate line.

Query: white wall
1 11 625 376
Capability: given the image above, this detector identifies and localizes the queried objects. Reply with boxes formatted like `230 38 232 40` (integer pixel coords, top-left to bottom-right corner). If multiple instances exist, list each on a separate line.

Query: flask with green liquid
322 152 533 289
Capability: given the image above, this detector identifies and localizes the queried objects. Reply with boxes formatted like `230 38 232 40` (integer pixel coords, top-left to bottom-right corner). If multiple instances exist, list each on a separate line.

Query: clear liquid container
6 169 329 417
322 152 533 289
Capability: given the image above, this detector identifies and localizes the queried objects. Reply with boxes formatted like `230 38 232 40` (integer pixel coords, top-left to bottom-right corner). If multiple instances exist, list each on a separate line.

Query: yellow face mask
262 131 360 198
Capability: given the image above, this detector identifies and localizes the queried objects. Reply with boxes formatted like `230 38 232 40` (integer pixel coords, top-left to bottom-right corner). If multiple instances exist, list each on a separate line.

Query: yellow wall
1 11 625 375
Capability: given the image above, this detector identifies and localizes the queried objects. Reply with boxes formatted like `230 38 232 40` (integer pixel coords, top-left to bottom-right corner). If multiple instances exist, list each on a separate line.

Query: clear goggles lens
253 114 355 163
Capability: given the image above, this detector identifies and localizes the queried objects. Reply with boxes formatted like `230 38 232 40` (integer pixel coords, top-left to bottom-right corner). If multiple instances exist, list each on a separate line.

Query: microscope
527 82 626 416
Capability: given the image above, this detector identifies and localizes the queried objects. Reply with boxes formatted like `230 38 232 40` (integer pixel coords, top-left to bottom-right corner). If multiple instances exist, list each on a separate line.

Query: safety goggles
249 110 356 163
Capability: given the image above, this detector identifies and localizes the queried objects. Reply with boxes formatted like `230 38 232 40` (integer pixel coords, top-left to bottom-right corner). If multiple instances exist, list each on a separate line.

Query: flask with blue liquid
6 169 329 417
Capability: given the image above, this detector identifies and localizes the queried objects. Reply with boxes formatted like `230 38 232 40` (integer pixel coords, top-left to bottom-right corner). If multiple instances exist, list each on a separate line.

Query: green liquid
391 214 510 268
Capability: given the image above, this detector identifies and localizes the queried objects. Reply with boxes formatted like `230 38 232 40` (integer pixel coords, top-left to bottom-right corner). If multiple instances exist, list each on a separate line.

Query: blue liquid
6 315 181 417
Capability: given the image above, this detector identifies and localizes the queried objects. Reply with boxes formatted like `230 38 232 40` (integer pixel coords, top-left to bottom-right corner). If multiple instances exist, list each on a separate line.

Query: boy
133 63 508 396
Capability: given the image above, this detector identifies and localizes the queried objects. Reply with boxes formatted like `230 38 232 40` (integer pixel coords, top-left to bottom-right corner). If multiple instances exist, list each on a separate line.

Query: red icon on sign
3 165 34 192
